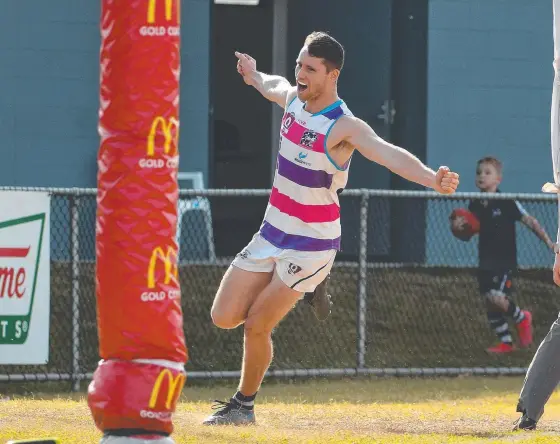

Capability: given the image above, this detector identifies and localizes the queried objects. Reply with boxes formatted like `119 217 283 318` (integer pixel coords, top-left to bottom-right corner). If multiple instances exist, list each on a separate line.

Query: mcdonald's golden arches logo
147 246 178 289
147 116 179 157
147 0 181 24
148 368 186 410
141 0 180 37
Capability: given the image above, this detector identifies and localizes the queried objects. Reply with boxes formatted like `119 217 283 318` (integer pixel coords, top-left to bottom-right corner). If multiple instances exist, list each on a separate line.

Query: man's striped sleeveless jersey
259 96 353 251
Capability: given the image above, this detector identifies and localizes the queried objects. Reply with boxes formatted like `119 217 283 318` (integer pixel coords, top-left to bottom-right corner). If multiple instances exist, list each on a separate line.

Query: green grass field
1 377 559 443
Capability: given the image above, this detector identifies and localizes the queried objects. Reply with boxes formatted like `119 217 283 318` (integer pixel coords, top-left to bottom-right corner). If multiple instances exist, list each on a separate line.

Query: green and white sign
0 191 50 364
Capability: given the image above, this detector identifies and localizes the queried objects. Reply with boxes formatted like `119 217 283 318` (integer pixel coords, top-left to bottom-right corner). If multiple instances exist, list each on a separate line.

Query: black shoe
512 414 537 431
304 274 332 321
202 399 256 426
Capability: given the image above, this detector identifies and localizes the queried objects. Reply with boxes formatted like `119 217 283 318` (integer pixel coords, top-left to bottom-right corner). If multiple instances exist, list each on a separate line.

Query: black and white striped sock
507 301 525 324
232 391 257 410
488 312 513 344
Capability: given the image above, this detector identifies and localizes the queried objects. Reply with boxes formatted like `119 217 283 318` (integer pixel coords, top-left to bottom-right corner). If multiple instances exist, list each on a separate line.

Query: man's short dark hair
304 31 345 72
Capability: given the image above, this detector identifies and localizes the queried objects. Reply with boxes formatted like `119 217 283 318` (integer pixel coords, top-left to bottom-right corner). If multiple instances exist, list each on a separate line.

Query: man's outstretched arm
236 51 295 108
339 116 459 194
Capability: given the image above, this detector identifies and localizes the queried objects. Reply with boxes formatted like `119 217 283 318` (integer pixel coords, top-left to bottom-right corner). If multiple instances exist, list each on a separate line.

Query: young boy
451 157 555 353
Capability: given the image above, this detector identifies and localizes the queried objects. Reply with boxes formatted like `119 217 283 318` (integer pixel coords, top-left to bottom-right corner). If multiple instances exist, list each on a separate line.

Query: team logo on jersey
281 112 295 134
300 130 318 148
287 263 302 275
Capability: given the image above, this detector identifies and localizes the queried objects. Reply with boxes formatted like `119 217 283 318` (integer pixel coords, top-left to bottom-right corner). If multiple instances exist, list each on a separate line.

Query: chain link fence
0 187 559 389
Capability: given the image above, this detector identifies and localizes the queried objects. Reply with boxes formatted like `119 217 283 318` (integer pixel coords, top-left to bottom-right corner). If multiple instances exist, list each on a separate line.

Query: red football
449 208 480 241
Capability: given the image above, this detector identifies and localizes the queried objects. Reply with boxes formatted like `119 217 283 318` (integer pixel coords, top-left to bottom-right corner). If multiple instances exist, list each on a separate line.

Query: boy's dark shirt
468 191 525 271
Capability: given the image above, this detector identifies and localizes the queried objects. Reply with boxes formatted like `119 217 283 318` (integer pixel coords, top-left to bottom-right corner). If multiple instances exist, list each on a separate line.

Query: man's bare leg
210 265 273 329
239 271 302 395
204 270 302 425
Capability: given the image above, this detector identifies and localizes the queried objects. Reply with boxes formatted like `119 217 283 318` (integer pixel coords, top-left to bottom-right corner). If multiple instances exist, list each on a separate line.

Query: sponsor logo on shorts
237 249 251 260
287 263 302 275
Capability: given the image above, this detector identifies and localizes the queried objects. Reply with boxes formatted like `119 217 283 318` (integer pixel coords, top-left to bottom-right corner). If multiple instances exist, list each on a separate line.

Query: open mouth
297 81 308 92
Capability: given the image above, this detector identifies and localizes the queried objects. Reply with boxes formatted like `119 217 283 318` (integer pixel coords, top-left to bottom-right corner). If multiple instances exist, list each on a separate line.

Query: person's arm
340 116 459 193
236 51 295 108
512 201 554 250
521 213 555 251
250 72 295 108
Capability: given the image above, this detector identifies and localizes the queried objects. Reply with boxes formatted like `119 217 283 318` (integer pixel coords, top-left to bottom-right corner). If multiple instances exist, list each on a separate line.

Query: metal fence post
70 196 81 391
356 191 369 370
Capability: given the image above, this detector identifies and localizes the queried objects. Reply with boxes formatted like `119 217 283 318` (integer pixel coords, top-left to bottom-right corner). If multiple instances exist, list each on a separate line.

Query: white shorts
231 233 336 293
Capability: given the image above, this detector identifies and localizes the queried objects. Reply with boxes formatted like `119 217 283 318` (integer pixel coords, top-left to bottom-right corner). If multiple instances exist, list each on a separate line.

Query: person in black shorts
451 157 554 353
